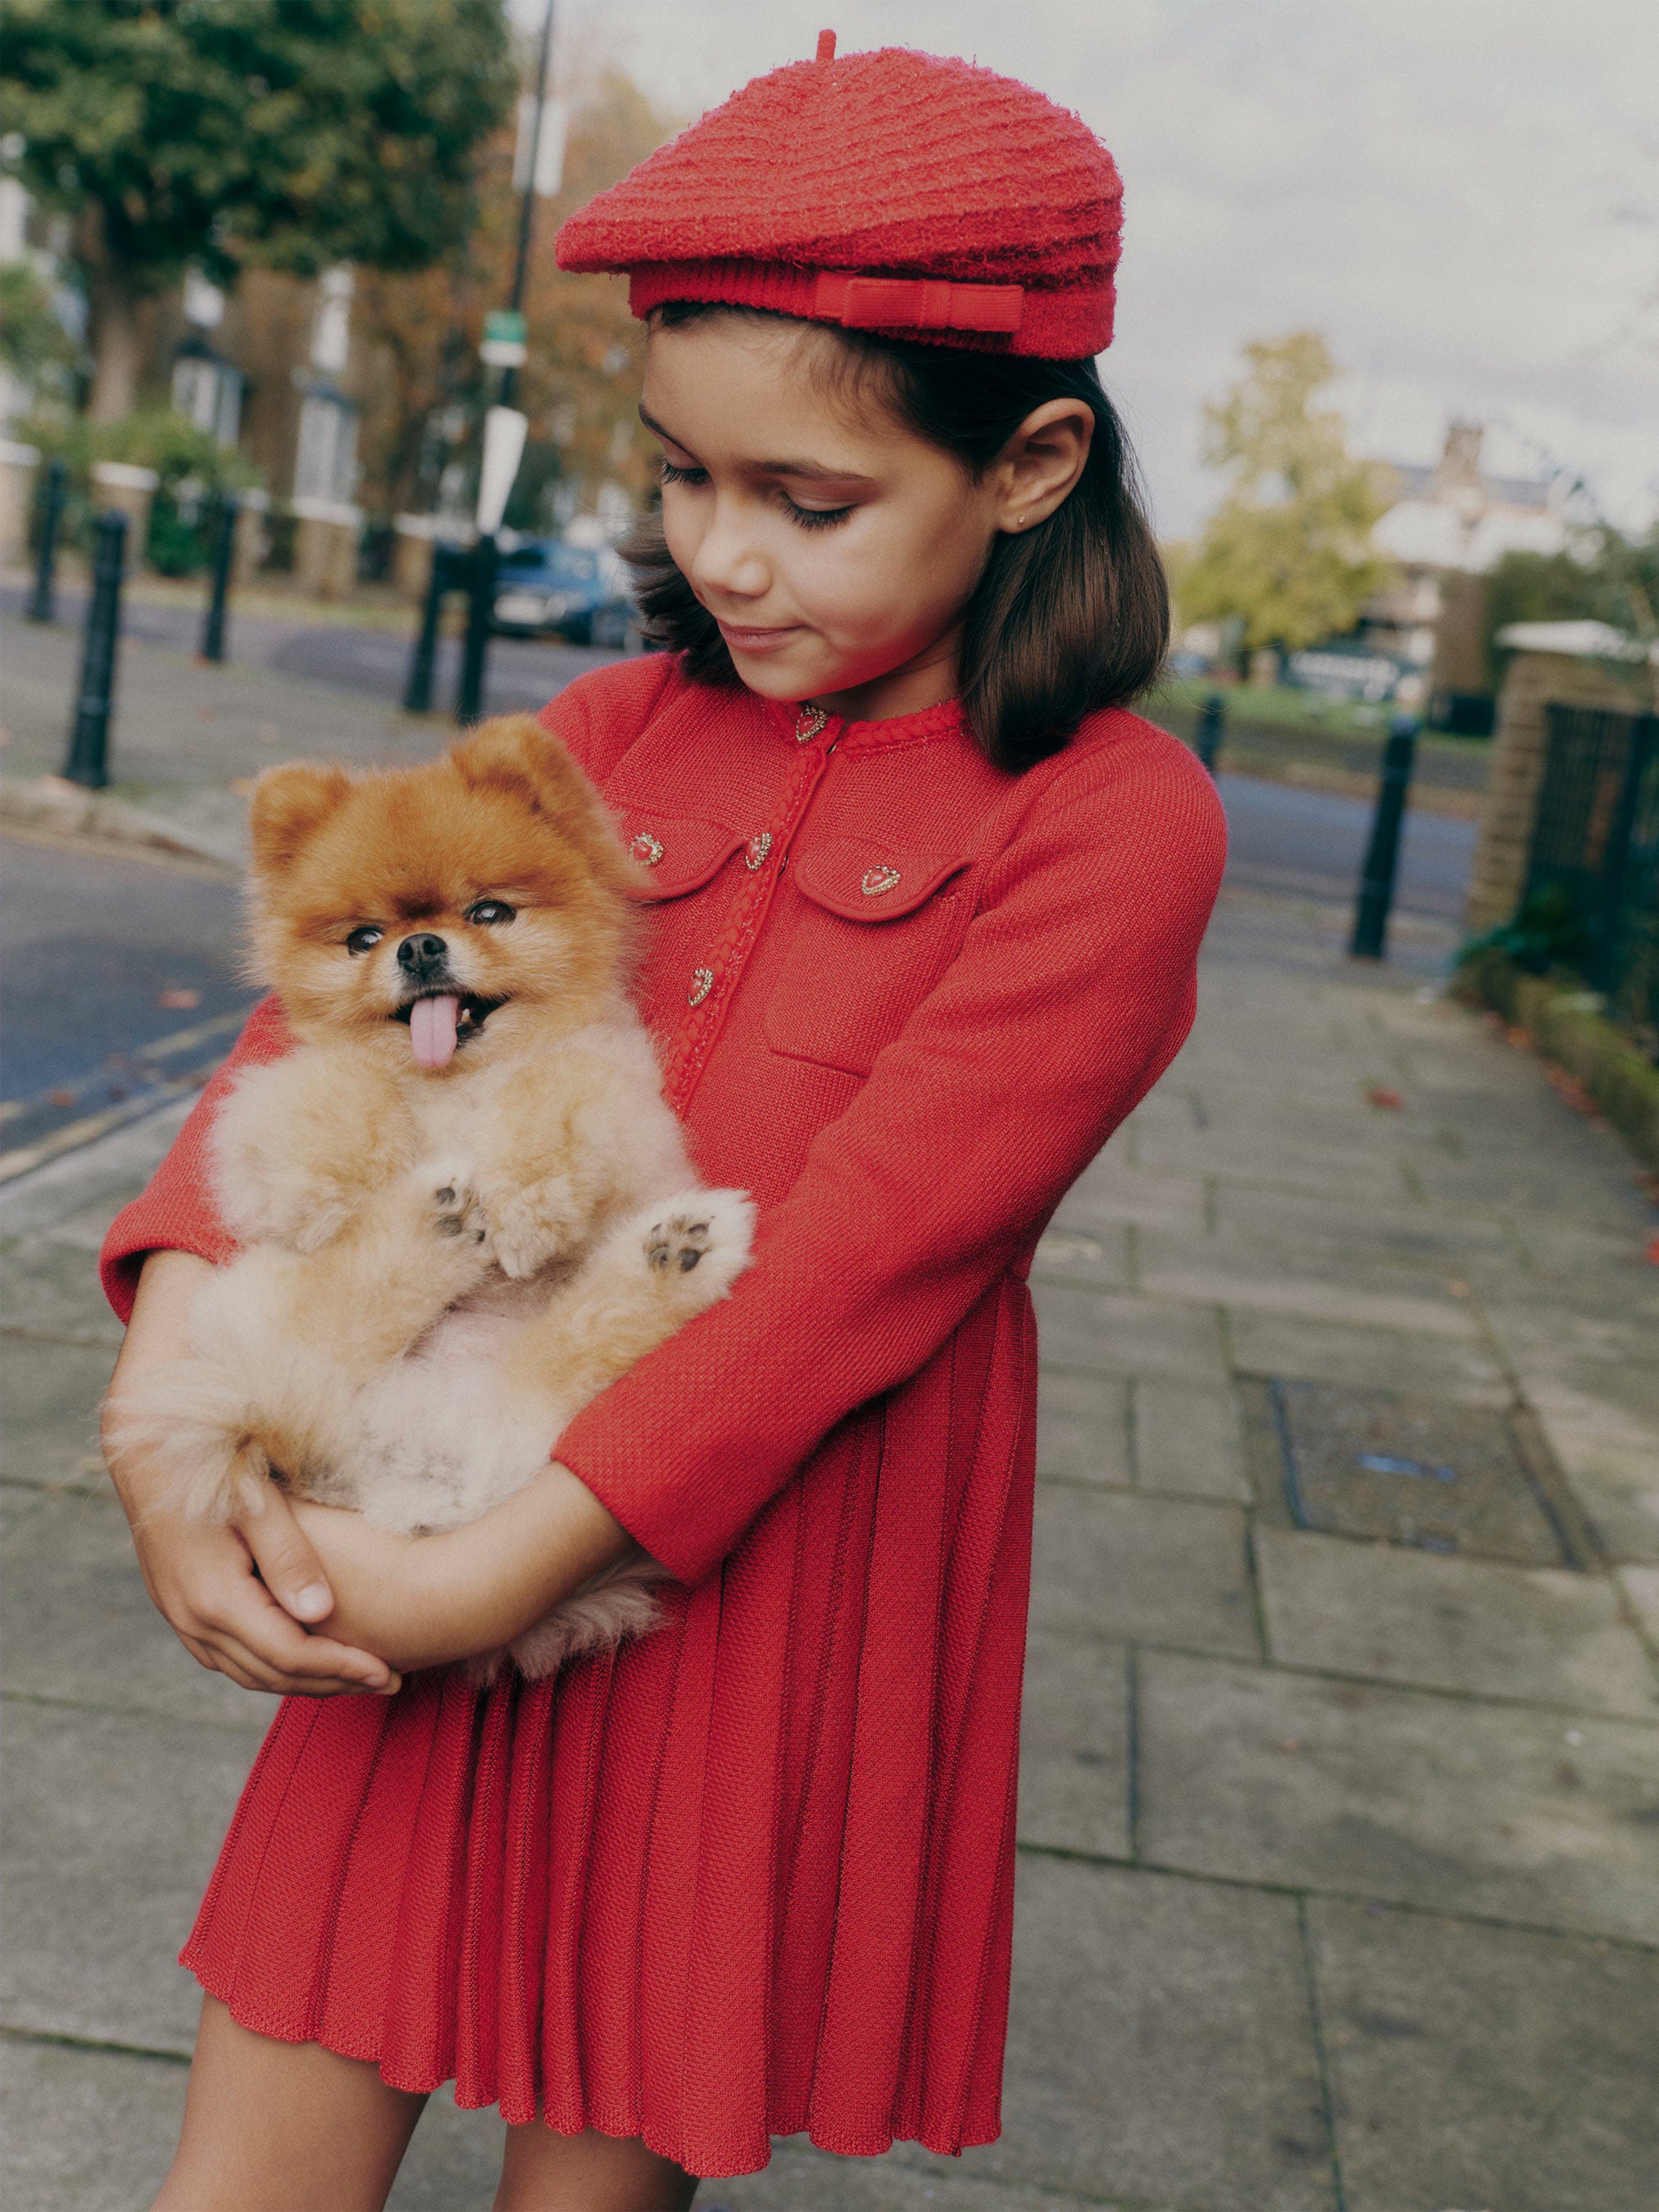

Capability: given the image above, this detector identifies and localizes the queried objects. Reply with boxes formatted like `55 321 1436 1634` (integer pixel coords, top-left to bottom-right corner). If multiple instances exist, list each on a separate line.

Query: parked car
492 536 636 646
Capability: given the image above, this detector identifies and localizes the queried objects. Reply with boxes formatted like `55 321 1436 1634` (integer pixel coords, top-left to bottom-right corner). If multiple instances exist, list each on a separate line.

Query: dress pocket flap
791 839 971 921
617 813 747 900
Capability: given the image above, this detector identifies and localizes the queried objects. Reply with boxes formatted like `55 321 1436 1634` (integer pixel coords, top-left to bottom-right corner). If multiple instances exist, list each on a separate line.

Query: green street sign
481 309 528 367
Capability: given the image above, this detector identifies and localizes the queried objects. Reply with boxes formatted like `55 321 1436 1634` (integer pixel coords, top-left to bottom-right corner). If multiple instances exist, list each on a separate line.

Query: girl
100 35 1224 2212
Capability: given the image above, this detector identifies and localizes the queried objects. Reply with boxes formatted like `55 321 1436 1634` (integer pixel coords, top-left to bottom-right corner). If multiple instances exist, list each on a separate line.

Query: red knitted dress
101 655 1225 2177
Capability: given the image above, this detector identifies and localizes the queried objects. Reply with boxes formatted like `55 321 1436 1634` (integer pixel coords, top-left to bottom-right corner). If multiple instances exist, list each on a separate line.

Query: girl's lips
716 620 804 656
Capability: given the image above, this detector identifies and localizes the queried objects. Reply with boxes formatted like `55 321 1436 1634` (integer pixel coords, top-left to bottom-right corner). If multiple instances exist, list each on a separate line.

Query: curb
0 773 244 872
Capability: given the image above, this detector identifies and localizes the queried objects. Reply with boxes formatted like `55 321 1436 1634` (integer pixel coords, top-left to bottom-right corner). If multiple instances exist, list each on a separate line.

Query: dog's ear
450 716 631 888
248 762 353 877
450 715 592 816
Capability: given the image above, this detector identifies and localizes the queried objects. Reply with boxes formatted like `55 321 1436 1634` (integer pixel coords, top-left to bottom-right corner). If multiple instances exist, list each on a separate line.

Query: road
0 835 258 1167
1215 770 1474 921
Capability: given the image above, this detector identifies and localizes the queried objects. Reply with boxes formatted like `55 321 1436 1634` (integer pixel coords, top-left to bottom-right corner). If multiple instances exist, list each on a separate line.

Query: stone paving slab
1141 1246 1481 1342
2 1700 261 2054
1030 1224 1135 1292
0 1230 126 1346
1032 1286 1228 1388
1035 1371 1131 1488
2 1485 270 1729
1209 1181 1518 1270
1256 1527 1659 1716
0 1334 118 1491
1139 1650 1659 1943
1225 1309 1512 1405
1052 1160 1207 1235
1016 1633 1129 1860
1 2038 188 2212
1309 1900 1659 2212
1031 1489 1258 1660
929 1858 1337 2212
1536 1425 1659 1567
711 2141 1172 2210
1134 1377 1250 1504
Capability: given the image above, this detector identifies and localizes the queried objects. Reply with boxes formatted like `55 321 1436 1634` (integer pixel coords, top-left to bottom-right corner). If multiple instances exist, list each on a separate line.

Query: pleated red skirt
180 1291 1033 2179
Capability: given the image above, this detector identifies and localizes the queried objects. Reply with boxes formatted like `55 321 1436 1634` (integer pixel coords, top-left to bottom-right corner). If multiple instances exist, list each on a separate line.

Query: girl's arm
278 1468 639 1674
102 1249 402 1697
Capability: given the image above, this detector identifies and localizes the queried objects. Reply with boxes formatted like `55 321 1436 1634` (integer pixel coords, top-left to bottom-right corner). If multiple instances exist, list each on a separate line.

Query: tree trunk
77 207 144 423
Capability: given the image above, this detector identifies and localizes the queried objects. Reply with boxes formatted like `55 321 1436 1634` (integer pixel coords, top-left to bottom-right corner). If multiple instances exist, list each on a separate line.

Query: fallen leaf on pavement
48 1087 76 1107
1365 1086 1405 1109
1645 1235 1659 1267
157 987 201 1010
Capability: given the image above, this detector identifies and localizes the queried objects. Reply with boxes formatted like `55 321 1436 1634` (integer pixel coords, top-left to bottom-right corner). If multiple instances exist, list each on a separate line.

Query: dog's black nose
397 932 449 975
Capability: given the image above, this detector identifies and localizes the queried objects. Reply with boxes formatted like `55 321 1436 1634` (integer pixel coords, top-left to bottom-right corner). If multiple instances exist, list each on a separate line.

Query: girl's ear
248 763 354 877
995 399 1095 535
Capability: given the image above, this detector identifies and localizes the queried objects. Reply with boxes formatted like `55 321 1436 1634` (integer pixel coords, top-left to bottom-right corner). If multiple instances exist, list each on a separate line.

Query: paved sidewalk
4 873 1658 2206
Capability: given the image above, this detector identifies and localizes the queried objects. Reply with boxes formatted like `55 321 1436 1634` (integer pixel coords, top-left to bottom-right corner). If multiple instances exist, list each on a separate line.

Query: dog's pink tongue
409 994 460 1070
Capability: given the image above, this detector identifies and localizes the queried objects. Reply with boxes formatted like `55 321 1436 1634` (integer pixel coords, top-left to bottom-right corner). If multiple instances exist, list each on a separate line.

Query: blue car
492 536 636 647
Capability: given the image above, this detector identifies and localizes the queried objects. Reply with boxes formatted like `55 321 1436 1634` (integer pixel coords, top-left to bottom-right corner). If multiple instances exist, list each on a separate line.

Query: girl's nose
688 505 771 601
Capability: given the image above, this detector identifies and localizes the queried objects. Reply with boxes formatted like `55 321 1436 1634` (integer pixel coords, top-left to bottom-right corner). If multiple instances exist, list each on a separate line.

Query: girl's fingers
236 1484 336 1625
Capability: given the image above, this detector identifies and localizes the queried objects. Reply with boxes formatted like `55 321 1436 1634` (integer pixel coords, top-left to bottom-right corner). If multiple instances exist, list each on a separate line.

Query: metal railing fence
1527 703 1659 1051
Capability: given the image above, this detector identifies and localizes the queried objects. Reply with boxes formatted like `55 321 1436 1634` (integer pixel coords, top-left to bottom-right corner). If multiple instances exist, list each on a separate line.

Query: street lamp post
453 0 556 723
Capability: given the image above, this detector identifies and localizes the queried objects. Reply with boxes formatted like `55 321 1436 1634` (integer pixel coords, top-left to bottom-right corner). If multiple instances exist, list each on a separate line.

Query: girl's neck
810 628 960 725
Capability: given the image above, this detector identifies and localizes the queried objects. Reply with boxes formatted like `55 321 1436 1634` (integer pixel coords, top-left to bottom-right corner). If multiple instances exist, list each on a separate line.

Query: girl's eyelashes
781 495 854 530
661 458 854 533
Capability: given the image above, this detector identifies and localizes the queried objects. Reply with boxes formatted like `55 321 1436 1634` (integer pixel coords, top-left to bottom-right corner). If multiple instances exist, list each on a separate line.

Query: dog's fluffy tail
105 1359 284 1524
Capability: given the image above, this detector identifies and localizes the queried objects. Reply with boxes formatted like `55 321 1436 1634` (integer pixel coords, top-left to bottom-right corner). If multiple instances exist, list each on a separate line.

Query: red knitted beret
555 32 1121 358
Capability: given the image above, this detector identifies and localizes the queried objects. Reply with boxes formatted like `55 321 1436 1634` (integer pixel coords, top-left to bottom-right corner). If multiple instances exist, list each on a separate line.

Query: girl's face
640 314 1089 721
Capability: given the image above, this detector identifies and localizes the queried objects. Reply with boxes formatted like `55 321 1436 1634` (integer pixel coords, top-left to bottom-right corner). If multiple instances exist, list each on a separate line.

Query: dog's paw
420 1160 490 1249
644 1188 754 1299
484 1173 583 1280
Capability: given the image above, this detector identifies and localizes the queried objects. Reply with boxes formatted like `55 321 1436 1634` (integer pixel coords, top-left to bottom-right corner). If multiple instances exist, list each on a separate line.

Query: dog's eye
345 926 383 956
466 900 516 926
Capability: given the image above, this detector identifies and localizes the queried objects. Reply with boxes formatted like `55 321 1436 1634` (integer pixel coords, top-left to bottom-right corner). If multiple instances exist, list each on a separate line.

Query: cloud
535 0 1659 533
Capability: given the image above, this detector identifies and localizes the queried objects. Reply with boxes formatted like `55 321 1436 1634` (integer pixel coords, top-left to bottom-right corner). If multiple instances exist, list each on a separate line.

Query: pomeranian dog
113 714 753 1677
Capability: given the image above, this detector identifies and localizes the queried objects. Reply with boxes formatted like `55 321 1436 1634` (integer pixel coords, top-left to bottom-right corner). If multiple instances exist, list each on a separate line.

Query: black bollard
27 456 68 624
1196 691 1226 774
62 509 127 789
403 540 457 714
1348 713 1419 961
198 492 239 663
455 531 499 725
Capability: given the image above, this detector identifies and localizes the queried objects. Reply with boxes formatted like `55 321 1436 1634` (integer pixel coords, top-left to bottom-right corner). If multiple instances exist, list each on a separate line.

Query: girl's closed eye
781 494 854 531
660 457 853 532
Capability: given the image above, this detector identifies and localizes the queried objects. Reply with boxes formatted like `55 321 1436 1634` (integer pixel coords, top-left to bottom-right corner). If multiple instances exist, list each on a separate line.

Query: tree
352 69 677 524
1 0 515 420
1168 332 1393 667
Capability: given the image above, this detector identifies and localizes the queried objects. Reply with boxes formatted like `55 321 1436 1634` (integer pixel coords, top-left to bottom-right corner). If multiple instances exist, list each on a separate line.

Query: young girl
100 36 1224 2211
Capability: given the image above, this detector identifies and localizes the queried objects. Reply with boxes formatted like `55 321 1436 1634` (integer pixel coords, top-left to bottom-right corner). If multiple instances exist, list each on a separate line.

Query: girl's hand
287 1463 643 1676
104 1250 398 1699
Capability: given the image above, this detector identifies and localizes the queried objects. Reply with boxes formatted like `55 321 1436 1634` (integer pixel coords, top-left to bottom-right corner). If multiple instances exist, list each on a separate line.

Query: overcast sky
530 0 1659 539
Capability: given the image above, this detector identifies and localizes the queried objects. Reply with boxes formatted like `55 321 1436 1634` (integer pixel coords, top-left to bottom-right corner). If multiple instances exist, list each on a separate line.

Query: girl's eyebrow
638 403 878 488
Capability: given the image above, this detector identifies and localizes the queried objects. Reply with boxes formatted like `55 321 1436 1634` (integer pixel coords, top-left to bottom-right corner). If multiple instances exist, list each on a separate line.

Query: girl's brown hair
626 302 1169 774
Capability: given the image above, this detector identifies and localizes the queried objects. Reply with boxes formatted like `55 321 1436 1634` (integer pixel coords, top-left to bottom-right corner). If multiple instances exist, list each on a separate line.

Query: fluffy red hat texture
555 31 1122 357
